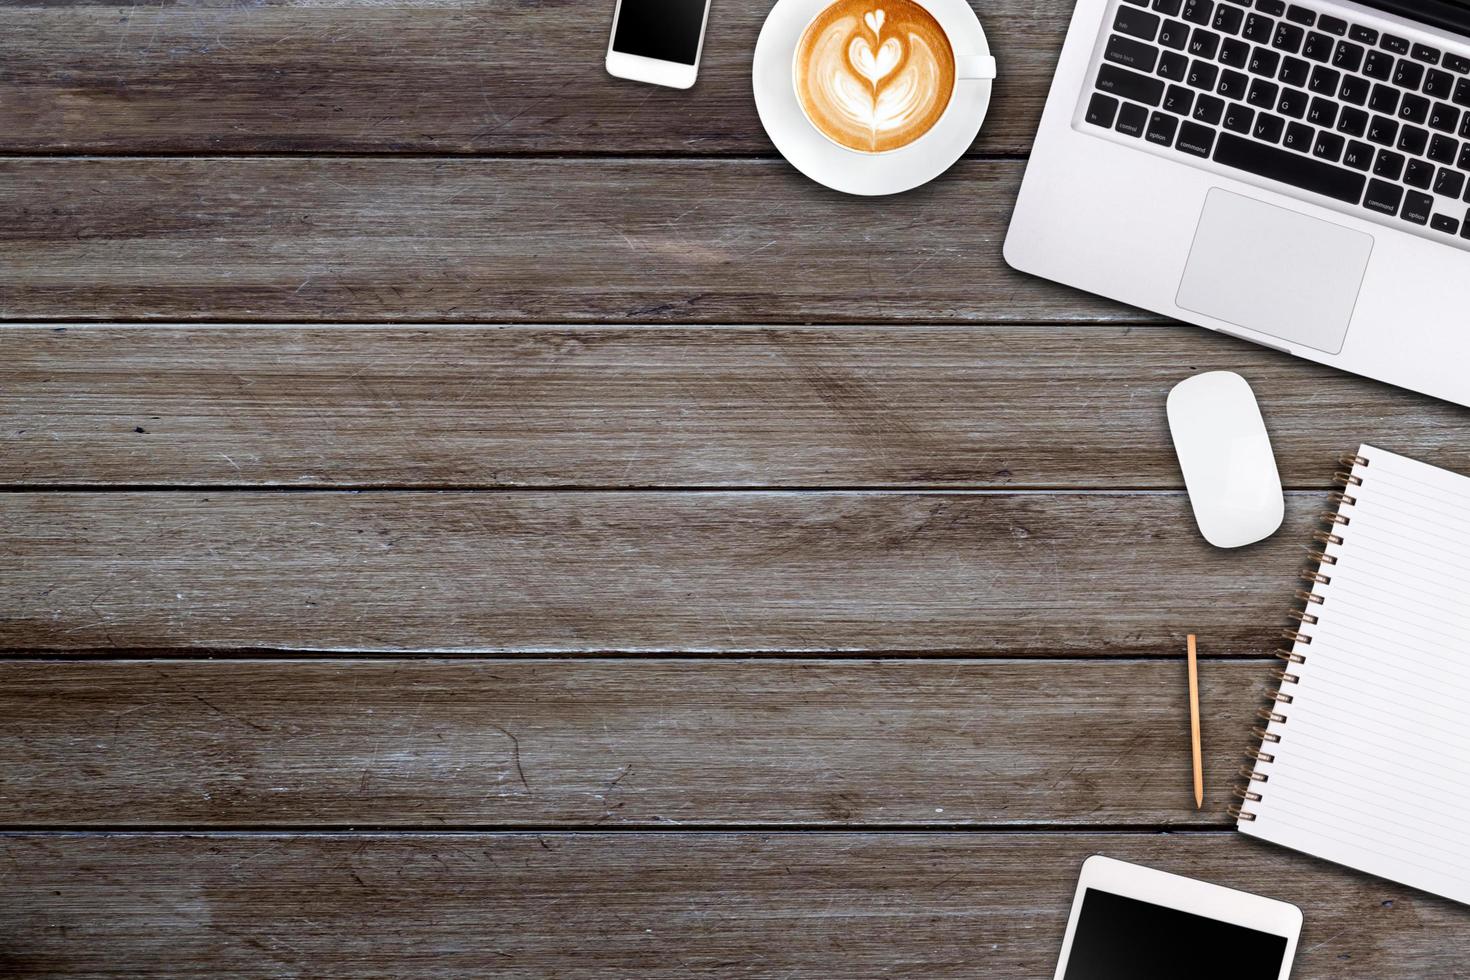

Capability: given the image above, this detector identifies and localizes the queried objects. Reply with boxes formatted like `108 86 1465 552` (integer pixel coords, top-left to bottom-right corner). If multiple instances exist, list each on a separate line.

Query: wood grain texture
0 0 1067 155
3 831 1464 977
0 658 1270 827
5 324 1467 488
0 158 1142 323
0 491 1314 654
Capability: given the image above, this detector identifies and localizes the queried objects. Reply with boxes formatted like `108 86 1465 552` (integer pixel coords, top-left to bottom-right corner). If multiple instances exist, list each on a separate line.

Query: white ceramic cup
791 3 997 154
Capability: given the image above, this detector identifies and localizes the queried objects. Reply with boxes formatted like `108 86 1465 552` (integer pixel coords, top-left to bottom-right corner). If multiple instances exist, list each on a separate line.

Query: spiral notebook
1233 445 1470 906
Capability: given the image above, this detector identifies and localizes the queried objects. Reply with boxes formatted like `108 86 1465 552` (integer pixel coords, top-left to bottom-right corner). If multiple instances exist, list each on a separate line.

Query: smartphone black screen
611 0 706 64
1062 889 1288 980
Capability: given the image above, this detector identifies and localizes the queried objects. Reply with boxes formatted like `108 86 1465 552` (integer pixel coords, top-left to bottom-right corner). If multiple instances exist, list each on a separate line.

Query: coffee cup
792 0 995 154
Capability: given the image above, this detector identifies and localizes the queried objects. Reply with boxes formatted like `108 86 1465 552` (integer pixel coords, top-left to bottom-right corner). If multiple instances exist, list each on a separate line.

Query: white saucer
753 0 995 196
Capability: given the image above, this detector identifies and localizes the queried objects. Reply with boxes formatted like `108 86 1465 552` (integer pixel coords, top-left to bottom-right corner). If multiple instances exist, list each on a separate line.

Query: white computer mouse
1166 371 1284 549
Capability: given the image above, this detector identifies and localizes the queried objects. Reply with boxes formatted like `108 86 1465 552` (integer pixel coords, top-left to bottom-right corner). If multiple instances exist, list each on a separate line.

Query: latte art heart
848 35 902 85
795 0 956 154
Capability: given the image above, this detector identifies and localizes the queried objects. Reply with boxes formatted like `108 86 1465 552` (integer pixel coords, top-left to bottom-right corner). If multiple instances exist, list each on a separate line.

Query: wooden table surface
4 1 1470 975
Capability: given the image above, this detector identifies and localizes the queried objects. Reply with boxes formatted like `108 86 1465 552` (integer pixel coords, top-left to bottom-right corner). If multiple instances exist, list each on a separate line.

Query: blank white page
1238 444 1470 906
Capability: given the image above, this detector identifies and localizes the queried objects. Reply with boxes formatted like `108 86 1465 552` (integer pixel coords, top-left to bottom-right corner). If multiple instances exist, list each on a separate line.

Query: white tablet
1054 856 1302 980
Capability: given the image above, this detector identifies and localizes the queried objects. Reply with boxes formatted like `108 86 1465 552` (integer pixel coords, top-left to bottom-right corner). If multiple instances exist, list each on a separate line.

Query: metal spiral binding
1231 450 1368 824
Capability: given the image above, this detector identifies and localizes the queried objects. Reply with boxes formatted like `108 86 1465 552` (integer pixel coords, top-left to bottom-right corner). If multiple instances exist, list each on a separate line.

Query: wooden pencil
1187 633 1203 810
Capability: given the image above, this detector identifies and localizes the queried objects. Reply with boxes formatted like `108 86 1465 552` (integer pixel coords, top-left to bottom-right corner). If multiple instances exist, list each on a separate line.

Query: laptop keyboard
1081 0 1470 245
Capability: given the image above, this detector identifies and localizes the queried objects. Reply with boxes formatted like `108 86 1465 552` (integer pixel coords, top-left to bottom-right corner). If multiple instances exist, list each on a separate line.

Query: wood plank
2 831 1463 976
1 491 1315 654
0 658 1273 828
0 1 1068 155
0 158 1139 324
5 325 1467 488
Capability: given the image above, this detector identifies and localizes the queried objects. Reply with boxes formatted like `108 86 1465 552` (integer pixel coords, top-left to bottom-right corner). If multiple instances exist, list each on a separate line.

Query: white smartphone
1054 856 1302 980
605 0 711 89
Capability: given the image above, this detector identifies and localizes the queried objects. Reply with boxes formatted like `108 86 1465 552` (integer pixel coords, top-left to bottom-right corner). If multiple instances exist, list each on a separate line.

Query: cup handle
957 54 997 80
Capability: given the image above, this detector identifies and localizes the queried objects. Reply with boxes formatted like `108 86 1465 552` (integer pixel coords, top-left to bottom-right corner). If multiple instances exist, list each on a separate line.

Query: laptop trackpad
1176 188 1373 355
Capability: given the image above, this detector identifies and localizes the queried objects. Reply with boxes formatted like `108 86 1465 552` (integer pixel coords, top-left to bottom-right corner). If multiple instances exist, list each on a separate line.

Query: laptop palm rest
1175 188 1373 355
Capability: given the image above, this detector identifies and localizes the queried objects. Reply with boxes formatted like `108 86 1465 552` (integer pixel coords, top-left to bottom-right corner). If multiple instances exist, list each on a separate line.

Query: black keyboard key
1182 0 1213 24
1363 50 1394 81
1283 120 1313 151
1256 0 1285 14
1460 143 1470 169
1193 93 1225 124
1086 92 1120 128
1339 75 1370 106
1393 59 1425 90
1398 124 1428 155
1182 0 1214 25
1428 132 1459 163
1426 69 1455 100
1369 84 1400 115
1367 115 1398 146
1213 4 1244 34
1096 64 1166 106
1115 6 1161 40
1189 28 1221 58
1398 93 1430 124
1445 53 1470 74
1221 37 1252 68
1224 102 1255 133
1337 106 1368 136
1343 139 1374 170
1213 131 1366 201
1250 46 1281 76
1272 21 1304 53
1218 69 1250 100
1404 157 1435 188
1160 50 1191 81
1312 130 1345 161
1302 31 1333 62
1123 0 1149 6
1431 213 1459 235
1279 56 1310 87
1307 96 1337 127
1350 25 1378 46
1154 0 1183 14
1381 34 1410 56
1278 87 1309 118
1247 78 1279 108
1188 60 1220 89
1285 3 1312 24
1242 13 1274 43
1464 210 1470 238
1435 167 1466 198
1317 13 1346 36
1177 120 1216 155
1455 78 1470 108
1159 18 1190 49
1462 113 1470 138
1402 190 1433 224
1106 34 1161 72
1430 102 1460 134
1117 101 1150 136
1332 40 1363 73
1164 83 1195 114
1308 65 1340 95
1254 111 1286 142
1373 149 1404 180
1412 43 1441 65
1146 110 1179 144
1363 178 1403 213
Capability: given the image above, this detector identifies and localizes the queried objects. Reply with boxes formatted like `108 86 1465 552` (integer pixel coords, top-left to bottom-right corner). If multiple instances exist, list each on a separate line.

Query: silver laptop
1006 0 1470 407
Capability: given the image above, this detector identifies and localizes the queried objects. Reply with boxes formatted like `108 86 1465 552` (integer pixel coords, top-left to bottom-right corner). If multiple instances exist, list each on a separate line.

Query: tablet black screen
1062 888 1288 980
